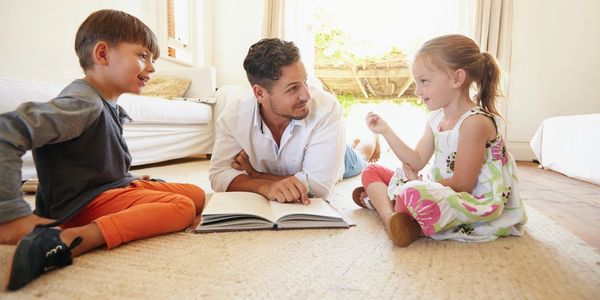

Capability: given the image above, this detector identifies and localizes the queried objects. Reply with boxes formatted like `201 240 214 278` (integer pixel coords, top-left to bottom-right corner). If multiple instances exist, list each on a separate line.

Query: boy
0 9 205 290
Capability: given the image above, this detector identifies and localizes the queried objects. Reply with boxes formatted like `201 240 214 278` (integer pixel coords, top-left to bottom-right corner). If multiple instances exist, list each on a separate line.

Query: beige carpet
2 159 600 299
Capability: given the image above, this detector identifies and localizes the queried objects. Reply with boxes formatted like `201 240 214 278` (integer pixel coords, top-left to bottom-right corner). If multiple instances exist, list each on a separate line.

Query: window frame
158 0 197 66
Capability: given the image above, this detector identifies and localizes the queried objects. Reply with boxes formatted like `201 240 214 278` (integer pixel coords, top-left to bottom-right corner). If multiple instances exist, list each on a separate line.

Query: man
209 38 377 204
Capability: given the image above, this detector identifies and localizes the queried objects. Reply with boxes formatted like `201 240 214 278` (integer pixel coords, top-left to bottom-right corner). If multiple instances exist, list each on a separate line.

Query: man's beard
291 108 309 120
270 102 309 120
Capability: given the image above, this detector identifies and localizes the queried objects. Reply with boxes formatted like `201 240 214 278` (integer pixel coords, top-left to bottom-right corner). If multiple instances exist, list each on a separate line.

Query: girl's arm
366 112 434 170
409 124 435 171
438 115 496 193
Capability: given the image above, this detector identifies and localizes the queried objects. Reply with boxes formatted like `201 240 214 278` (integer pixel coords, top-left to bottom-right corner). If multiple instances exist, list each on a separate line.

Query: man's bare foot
385 212 421 247
367 134 381 163
352 134 381 163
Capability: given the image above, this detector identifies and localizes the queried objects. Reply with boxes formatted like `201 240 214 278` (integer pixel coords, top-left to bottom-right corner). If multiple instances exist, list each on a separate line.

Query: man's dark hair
243 38 300 91
75 9 160 72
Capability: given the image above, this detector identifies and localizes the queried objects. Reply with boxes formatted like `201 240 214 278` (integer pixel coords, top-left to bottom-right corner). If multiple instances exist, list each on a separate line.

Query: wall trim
507 139 536 162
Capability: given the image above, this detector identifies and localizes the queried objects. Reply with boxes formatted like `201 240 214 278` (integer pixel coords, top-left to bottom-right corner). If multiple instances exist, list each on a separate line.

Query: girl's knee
361 164 391 187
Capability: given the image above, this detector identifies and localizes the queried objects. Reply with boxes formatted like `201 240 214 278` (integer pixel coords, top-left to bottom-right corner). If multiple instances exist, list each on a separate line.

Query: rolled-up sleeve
208 114 246 192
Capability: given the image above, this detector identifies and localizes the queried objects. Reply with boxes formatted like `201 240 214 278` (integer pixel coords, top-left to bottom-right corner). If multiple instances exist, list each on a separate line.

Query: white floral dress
389 107 527 242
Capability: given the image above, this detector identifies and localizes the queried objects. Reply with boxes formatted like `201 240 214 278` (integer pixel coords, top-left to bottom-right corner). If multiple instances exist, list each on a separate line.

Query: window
312 0 473 150
161 0 195 65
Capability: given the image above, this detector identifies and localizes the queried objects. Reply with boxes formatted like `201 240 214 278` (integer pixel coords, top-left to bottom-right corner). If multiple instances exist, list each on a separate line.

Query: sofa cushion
118 94 212 125
0 77 212 125
0 78 62 113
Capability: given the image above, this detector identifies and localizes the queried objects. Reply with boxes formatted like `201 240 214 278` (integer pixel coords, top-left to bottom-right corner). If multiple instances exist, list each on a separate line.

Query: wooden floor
517 161 600 251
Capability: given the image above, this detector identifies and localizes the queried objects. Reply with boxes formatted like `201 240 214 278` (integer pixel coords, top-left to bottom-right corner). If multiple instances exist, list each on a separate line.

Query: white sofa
530 113 600 185
1 66 222 179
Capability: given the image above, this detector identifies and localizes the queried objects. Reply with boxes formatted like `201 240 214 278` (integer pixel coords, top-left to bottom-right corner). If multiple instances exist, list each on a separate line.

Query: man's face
258 60 311 121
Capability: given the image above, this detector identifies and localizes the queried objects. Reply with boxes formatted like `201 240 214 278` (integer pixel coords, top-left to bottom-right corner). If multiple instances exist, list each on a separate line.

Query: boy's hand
366 112 390 135
0 214 55 245
261 177 310 205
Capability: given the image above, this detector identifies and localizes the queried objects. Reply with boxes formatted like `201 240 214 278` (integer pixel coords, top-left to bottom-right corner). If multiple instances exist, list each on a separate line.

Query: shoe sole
4 228 44 290
352 186 368 209
387 212 422 247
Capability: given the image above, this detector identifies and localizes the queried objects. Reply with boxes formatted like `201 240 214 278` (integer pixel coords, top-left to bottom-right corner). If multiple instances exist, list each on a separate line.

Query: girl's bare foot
385 212 421 247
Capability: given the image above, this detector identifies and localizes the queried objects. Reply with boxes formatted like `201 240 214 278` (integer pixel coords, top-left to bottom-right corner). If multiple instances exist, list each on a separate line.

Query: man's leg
343 144 367 179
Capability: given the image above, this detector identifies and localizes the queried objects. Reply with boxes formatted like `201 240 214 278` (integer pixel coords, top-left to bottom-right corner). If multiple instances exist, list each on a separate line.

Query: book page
269 198 343 222
202 192 276 223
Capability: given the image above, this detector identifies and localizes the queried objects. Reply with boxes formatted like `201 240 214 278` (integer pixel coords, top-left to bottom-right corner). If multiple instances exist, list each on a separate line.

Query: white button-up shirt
209 87 345 199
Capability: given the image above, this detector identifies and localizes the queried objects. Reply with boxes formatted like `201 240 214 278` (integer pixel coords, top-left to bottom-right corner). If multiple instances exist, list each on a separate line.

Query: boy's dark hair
75 9 160 72
243 38 300 91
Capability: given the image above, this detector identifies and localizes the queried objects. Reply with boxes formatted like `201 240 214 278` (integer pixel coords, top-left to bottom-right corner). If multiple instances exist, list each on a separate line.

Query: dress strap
456 107 498 133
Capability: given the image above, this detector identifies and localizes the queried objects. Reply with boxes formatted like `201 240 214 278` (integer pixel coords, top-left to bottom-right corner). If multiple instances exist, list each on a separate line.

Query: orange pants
62 180 205 249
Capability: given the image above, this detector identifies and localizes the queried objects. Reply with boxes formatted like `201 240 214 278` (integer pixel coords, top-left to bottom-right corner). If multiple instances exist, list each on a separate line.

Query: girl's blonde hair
415 34 501 116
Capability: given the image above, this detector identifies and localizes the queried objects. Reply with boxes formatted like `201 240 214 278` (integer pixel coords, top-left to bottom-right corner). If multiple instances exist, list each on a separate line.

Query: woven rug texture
1 159 599 299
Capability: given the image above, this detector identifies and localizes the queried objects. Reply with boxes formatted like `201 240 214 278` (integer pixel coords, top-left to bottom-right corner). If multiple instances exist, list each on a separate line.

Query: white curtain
264 0 285 38
472 0 513 127
473 0 513 72
263 0 317 86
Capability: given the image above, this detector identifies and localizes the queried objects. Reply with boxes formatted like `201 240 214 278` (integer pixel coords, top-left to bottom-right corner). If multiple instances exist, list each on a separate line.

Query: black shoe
5 227 82 291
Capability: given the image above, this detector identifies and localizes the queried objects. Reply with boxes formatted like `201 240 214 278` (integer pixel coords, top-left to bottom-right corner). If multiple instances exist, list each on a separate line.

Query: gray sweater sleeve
0 92 103 223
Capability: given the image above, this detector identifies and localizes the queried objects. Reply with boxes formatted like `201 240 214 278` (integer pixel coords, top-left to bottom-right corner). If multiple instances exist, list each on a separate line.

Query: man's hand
0 214 55 245
232 150 258 177
261 177 310 205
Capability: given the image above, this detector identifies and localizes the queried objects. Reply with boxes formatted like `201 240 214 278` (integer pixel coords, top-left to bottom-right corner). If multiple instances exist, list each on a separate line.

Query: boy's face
257 60 311 121
105 42 155 95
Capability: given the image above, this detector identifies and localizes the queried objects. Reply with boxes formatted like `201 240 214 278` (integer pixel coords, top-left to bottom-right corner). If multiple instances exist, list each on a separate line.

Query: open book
195 192 351 233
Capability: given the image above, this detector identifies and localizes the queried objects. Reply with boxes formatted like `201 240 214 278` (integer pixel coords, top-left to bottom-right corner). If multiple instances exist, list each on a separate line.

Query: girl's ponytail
477 52 501 116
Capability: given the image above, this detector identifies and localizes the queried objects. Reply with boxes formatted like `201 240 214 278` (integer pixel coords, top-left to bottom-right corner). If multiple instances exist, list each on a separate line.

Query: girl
352 34 527 247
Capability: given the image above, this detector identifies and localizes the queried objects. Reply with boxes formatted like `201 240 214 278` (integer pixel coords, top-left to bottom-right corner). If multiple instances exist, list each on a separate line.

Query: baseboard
507 140 536 161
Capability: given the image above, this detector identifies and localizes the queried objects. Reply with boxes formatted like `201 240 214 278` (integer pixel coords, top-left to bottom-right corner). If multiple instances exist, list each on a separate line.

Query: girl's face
411 56 456 111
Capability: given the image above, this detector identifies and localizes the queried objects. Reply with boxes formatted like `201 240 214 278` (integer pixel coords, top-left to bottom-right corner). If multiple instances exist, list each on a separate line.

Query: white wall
211 0 264 87
0 0 160 85
507 0 600 160
0 0 261 88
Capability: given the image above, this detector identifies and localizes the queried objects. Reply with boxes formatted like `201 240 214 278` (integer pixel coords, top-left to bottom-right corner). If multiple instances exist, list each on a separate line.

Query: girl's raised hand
366 112 390 135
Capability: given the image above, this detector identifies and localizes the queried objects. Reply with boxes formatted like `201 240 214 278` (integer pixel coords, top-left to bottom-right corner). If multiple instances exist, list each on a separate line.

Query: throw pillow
141 76 191 99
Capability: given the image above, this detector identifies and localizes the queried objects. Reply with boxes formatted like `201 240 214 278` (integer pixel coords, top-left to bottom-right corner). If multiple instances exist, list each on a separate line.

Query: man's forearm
247 170 290 182
227 174 273 197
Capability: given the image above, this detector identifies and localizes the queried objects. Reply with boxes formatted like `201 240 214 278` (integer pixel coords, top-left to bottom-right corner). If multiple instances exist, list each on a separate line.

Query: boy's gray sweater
0 79 135 223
